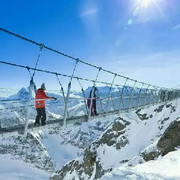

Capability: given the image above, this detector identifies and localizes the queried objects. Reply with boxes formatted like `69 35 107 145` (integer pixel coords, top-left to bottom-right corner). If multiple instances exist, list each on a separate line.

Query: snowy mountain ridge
0 85 154 129
50 99 180 180
0 86 180 180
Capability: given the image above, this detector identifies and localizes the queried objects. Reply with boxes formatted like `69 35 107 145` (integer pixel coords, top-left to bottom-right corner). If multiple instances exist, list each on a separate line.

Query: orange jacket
35 88 52 109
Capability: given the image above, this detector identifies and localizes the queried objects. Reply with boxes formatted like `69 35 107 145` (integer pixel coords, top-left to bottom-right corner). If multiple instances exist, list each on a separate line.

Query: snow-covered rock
0 131 55 172
1 86 180 180
101 149 180 180
51 99 180 180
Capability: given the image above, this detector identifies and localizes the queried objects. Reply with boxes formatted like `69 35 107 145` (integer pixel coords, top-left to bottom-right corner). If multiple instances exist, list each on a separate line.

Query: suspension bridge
0 27 179 138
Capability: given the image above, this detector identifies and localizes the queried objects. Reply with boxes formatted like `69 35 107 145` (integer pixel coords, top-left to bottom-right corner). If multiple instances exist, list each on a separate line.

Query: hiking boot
94 111 99 116
41 122 46 126
34 122 40 126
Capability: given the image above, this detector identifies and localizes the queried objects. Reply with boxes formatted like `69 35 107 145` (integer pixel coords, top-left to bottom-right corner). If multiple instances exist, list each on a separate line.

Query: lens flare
137 0 162 8
140 0 153 8
126 0 165 27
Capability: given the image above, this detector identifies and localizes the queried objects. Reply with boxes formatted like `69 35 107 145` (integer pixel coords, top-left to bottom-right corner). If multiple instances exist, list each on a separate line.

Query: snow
133 149 180 179
97 100 180 171
42 131 81 170
0 104 4 110
0 86 180 180
64 169 81 180
0 154 49 180
100 100 180 180
42 114 117 170
102 149 180 180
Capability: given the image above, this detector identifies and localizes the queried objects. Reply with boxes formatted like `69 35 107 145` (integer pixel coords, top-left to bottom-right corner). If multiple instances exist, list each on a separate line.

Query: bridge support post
118 78 128 114
136 82 144 110
152 86 158 105
63 82 71 126
153 87 158 105
147 85 154 107
98 95 104 113
165 90 170 103
77 78 88 116
143 84 150 108
129 80 137 111
63 59 79 127
24 79 34 136
148 87 154 106
110 94 115 111
56 74 69 118
106 74 116 113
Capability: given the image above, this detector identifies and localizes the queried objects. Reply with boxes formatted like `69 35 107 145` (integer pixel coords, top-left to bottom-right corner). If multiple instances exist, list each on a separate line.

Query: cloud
80 9 98 17
92 51 180 88
79 1 100 36
172 24 180 30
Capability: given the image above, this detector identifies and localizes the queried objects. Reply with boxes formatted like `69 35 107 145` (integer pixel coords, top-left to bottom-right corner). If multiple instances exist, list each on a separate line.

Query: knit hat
41 83 46 90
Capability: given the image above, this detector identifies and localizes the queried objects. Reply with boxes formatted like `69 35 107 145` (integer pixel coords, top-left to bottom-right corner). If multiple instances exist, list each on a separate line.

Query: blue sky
0 0 180 90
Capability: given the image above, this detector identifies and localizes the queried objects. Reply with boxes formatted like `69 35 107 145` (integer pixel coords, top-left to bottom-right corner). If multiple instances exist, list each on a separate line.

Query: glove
52 97 57 100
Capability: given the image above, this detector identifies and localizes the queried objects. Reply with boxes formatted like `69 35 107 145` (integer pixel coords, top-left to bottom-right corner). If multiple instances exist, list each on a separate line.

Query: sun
137 0 156 8
141 0 152 8
126 0 165 26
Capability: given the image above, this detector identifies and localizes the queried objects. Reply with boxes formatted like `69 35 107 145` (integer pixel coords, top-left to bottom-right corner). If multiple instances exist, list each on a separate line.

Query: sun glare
126 0 165 27
137 0 155 8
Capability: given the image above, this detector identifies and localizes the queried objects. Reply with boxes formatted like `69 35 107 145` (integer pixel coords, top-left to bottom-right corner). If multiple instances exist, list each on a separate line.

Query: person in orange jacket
35 83 57 126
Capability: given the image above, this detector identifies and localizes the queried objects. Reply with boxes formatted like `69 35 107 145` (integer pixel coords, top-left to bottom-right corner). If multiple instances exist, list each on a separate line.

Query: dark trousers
93 100 98 115
90 100 98 116
35 107 46 125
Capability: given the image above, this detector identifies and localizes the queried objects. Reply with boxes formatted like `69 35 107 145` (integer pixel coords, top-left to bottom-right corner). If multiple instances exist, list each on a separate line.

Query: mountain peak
7 87 29 100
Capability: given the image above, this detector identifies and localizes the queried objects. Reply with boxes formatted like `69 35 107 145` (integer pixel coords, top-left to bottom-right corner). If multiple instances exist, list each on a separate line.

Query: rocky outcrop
142 117 180 161
96 118 130 149
0 131 55 172
136 109 153 120
50 117 130 180
50 147 108 180
157 118 180 155
141 149 161 161
56 120 113 149
154 104 165 113
154 103 176 114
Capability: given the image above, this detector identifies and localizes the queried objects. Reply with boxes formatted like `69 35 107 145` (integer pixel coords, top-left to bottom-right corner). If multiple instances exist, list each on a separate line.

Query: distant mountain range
0 86 154 128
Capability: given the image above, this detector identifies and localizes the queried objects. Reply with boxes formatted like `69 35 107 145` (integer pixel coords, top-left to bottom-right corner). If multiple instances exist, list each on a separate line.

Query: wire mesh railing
0 27 180 136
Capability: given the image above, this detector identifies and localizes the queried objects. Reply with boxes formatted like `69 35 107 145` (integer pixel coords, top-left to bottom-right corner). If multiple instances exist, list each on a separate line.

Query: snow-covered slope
1 86 180 180
102 149 180 180
0 154 49 180
42 115 115 170
0 106 119 179
51 99 180 180
0 131 55 172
